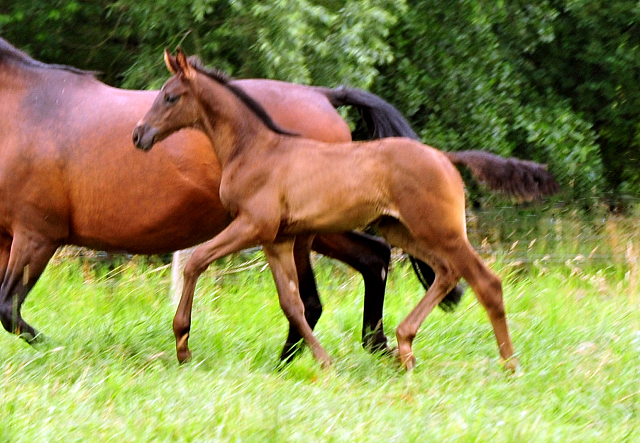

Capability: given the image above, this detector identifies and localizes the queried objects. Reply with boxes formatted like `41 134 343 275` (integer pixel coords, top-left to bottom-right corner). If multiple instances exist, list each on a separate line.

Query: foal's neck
196 75 279 168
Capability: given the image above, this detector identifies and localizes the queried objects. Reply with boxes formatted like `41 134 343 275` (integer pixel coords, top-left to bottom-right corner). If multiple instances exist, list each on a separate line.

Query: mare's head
132 48 203 151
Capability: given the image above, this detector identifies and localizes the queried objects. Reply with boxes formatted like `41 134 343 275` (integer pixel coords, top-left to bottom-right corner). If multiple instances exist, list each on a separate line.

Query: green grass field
1 211 639 442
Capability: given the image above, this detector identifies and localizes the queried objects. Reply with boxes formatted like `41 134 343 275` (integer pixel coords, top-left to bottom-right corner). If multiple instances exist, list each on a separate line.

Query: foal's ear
175 48 196 80
164 48 180 74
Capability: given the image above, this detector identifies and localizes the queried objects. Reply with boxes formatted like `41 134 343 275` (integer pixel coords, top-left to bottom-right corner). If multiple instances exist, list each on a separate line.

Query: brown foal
133 49 527 370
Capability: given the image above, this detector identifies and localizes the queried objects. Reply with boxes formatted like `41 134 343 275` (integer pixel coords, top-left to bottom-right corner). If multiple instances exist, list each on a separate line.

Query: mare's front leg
173 215 264 363
0 230 58 344
264 240 332 368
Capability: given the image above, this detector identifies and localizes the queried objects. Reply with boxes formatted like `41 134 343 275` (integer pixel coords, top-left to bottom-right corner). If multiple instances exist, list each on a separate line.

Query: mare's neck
196 75 279 168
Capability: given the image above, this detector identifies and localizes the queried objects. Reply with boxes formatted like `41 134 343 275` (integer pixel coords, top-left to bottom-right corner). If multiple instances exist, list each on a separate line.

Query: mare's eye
165 94 180 105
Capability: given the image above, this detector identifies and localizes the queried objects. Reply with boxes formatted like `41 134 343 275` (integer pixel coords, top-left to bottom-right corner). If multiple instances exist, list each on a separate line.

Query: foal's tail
319 86 464 310
321 86 560 202
445 150 560 202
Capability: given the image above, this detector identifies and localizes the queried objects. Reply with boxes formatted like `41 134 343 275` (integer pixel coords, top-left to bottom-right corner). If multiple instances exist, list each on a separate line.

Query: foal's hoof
316 351 333 369
402 356 416 371
320 357 333 369
502 356 520 373
397 351 416 371
176 333 192 364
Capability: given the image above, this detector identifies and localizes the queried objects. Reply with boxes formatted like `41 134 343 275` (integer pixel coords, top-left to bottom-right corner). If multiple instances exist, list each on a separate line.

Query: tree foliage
497 0 640 198
373 0 602 203
1 0 639 206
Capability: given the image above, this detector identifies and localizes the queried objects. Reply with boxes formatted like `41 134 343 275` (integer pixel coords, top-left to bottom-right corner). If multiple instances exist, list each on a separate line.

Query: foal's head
132 49 204 151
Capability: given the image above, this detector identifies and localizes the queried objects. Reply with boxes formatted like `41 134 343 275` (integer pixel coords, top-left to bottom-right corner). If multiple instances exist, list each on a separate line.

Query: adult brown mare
0 37 446 360
133 49 558 369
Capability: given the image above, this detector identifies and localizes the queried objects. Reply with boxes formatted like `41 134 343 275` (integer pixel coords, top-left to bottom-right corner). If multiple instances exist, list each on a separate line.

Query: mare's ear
164 48 180 74
175 48 195 79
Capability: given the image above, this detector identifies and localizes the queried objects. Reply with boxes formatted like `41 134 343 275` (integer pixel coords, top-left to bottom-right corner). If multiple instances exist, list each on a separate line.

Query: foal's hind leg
379 218 516 371
401 243 516 371
0 231 58 343
395 270 458 370
264 240 332 368
376 221 459 369
452 244 517 370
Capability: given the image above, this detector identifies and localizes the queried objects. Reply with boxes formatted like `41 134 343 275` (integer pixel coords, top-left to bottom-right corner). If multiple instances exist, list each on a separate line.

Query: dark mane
0 37 96 77
187 56 298 137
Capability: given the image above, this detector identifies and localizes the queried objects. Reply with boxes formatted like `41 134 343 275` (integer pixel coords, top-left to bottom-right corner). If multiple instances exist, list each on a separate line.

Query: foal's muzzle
132 124 158 151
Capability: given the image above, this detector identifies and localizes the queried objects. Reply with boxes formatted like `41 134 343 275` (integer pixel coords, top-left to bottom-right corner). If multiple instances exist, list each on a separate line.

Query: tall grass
1 209 639 442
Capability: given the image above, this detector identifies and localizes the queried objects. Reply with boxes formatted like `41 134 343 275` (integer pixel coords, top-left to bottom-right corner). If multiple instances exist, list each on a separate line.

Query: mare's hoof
362 332 390 354
385 346 399 359
177 349 192 364
21 331 47 346
279 341 304 364
364 341 395 358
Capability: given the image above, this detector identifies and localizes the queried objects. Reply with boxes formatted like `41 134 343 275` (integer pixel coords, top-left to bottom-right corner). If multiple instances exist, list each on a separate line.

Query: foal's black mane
187 56 297 137
0 37 96 76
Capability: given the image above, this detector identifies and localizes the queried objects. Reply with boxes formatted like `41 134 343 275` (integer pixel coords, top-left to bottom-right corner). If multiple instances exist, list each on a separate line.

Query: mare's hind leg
312 232 391 352
281 231 392 362
264 239 331 368
0 231 58 343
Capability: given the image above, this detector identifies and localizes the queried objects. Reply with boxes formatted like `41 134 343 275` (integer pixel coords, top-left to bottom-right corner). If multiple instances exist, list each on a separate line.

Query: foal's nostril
132 124 158 151
132 126 143 149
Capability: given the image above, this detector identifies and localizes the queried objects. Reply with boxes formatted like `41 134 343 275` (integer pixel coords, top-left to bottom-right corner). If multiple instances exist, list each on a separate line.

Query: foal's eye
164 94 180 105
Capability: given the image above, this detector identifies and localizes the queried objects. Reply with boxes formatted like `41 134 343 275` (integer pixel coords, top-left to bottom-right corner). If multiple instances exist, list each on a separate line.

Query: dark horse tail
320 86 420 140
318 86 466 311
319 86 559 311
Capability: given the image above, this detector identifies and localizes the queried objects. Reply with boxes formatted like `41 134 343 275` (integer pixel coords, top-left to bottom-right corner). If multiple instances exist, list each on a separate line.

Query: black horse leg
0 231 58 343
311 232 391 353
279 231 392 363
279 235 323 362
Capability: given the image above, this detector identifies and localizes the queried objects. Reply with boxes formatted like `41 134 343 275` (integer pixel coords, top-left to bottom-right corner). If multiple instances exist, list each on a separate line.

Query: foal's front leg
263 240 332 368
173 214 263 363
